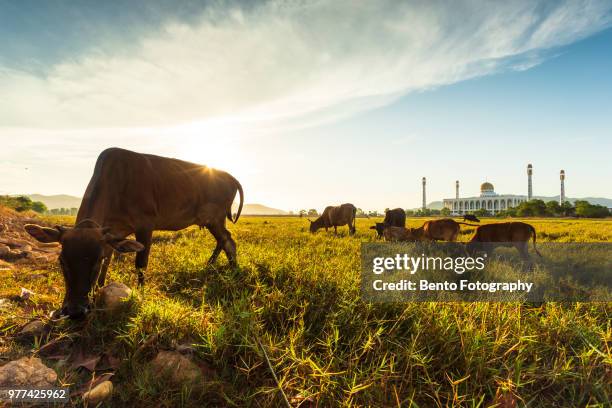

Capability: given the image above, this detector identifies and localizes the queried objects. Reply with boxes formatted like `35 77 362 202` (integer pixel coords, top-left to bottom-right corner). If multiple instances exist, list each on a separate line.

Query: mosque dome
480 182 494 193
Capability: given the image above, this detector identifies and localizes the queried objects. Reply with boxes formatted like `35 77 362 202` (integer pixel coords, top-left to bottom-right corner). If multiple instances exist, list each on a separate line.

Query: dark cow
309 203 356 235
463 214 480 223
466 222 542 261
412 218 477 242
25 148 243 318
370 208 406 238
383 226 424 242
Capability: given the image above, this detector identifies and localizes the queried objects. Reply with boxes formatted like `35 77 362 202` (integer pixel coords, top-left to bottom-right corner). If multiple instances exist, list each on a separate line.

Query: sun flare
172 119 248 177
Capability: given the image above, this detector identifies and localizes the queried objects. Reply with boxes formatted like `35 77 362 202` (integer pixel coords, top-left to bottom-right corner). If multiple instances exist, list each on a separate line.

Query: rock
0 356 57 388
20 287 35 301
150 351 202 385
20 320 47 336
0 244 9 257
82 380 113 405
99 282 132 311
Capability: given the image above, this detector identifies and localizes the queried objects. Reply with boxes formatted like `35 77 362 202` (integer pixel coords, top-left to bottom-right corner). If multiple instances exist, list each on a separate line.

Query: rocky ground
0 206 60 270
0 206 213 406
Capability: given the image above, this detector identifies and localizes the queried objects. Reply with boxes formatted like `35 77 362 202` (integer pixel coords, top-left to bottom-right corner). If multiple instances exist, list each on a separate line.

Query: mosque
428 164 567 215
442 181 528 215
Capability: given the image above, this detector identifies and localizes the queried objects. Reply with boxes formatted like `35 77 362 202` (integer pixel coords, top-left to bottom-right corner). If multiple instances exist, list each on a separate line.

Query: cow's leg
517 242 533 270
206 223 237 267
334 226 338 235
206 237 223 265
205 222 224 265
135 229 153 287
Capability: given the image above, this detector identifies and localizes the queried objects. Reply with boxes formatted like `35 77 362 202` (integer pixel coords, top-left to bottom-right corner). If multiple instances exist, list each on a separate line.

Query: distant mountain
20 194 289 215
427 201 444 210
26 194 82 210
232 203 288 215
534 196 612 207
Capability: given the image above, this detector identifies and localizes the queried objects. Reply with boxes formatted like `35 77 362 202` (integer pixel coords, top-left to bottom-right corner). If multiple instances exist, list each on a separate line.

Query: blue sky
1 0 611 211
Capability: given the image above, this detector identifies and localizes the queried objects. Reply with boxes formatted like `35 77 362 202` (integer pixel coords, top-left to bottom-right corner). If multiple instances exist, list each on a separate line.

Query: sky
1 0 611 211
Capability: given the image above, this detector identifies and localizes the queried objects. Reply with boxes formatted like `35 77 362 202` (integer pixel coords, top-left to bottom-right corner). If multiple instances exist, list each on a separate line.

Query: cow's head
25 221 143 319
370 223 385 238
308 218 323 233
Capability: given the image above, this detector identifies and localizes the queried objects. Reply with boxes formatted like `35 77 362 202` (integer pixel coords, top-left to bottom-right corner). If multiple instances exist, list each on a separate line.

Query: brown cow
309 203 356 235
25 148 243 319
370 208 406 238
383 226 424 242
466 222 542 261
413 218 477 242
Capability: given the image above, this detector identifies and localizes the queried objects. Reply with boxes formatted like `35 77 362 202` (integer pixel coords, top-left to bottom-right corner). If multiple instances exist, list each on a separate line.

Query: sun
172 119 248 176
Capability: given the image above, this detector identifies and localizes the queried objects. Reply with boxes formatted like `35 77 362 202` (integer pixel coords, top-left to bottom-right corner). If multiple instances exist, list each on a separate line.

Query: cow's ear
24 224 64 243
369 226 376 230
104 235 145 253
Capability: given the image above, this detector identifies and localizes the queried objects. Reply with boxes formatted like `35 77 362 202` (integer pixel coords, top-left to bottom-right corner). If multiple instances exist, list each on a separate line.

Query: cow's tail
456 222 480 227
352 206 357 231
228 177 244 224
529 224 542 257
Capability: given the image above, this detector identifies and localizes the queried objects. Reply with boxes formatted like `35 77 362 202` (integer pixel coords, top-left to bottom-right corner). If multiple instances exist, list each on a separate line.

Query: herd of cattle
310 204 541 257
22 148 540 319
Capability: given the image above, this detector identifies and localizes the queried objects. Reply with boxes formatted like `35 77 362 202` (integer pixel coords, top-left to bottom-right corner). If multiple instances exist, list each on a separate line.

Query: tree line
0 195 79 215
299 199 610 219
0 195 47 213
429 199 608 218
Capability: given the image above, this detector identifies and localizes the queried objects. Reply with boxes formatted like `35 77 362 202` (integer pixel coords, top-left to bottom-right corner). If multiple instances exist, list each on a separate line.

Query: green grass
1 217 611 407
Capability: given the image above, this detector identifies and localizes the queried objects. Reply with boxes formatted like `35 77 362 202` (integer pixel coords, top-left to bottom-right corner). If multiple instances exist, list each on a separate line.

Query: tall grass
1 217 610 406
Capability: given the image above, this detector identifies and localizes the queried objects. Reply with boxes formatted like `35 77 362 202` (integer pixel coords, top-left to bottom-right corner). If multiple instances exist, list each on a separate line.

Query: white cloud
0 0 610 131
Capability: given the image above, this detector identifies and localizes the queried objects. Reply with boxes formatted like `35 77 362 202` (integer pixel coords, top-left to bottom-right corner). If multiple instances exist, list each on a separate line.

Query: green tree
14 196 33 212
440 207 451 216
516 199 548 217
474 208 491 217
560 201 575 217
31 201 48 213
307 209 318 216
546 200 561 216
575 200 610 218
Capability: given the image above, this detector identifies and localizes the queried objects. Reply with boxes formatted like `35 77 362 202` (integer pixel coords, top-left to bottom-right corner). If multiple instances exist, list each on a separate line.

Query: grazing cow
25 148 243 319
370 208 406 238
412 218 477 242
466 222 542 261
309 203 356 235
463 214 480 223
383 226 424 242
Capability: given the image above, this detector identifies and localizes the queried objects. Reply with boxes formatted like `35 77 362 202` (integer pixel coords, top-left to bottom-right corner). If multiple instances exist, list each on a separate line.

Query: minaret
455 180 459 199
527 164 533 201
560 170 565 205
422 177 426 210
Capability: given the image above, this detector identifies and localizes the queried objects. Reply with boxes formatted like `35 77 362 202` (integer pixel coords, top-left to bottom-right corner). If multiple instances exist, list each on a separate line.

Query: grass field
1 216 611 407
